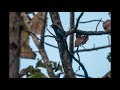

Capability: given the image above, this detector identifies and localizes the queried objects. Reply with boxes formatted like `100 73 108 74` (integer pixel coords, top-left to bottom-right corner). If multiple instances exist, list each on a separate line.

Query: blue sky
20 12 111 78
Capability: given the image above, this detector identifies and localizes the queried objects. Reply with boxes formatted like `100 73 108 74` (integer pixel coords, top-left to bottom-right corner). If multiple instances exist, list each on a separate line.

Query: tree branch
95 18 102 31
49 12 76 78
79 20 104 23
21 12 56 78
66 29 111 37
74 45 111 53
74 12 84 31
69 12 75 65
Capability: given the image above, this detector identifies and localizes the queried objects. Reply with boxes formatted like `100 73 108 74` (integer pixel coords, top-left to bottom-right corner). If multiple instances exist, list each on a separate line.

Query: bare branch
45 35 55 38
79 20 104 23
95 18 102 31
76 46 81 71
44 42 58 49
68 50 89 78
74 45 111 53
49 12 76 78
23 29 40 40
107 36 111 45
66 29 111 37
46 27 56 37
74 12 84 31
21 12 56 78
69 12 75 65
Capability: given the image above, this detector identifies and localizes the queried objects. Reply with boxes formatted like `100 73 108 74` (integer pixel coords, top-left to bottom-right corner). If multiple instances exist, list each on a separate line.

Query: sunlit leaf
28 72 48 78
36 60 46 68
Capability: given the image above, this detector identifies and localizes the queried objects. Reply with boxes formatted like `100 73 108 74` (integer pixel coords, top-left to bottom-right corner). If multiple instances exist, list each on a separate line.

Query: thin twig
74 12 84 31
23 29 40 40
95 18 102 31
65 29 111 37
79 20 104 23
44 42 58 48
46 27 56 37
68 50 88 78
74 45 111 53
23 29 58 49
44 35 55 38
76 46 81 71
107 36 110 45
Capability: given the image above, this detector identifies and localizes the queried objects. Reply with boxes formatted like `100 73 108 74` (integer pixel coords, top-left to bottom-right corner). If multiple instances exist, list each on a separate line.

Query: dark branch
46 27 56 37
44 42 58 49
95 18 102 31
23 29 40 40
23 30 58 49
76 46 81 71
45 35 56 38
49 12 76 78
69 12 75 65
68 51 88 78
79 20 104 23
74 45 111 53
66 29 111 37
74 12 84 31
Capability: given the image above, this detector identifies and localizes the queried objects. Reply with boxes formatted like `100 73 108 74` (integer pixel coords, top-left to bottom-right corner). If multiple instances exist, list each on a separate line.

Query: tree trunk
9 12 21 78
49 12 76 78
69 12 75 65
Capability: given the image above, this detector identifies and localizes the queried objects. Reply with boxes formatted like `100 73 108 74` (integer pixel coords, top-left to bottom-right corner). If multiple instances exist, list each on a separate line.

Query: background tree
9 12 21 78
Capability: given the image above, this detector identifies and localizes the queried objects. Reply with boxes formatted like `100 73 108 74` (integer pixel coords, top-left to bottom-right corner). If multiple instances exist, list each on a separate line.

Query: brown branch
21 12 56 78
49 12 76 78
74 12 84 31
69 12 75 65
74 45 111 53
66 29 111 37
20 29 58 49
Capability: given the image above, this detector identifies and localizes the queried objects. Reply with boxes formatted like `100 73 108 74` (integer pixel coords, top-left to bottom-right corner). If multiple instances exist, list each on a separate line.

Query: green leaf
28 72 48 78
36 60 46 68
26 65 34 73
49 61 63 73
55 62 63 73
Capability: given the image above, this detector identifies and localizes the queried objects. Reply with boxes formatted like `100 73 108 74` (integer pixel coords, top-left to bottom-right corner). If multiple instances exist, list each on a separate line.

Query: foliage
36 60 63 73
19 65 48 78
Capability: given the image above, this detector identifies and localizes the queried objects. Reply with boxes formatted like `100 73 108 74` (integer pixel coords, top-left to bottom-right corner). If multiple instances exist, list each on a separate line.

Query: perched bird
51 24 66 38
75 34 88 47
